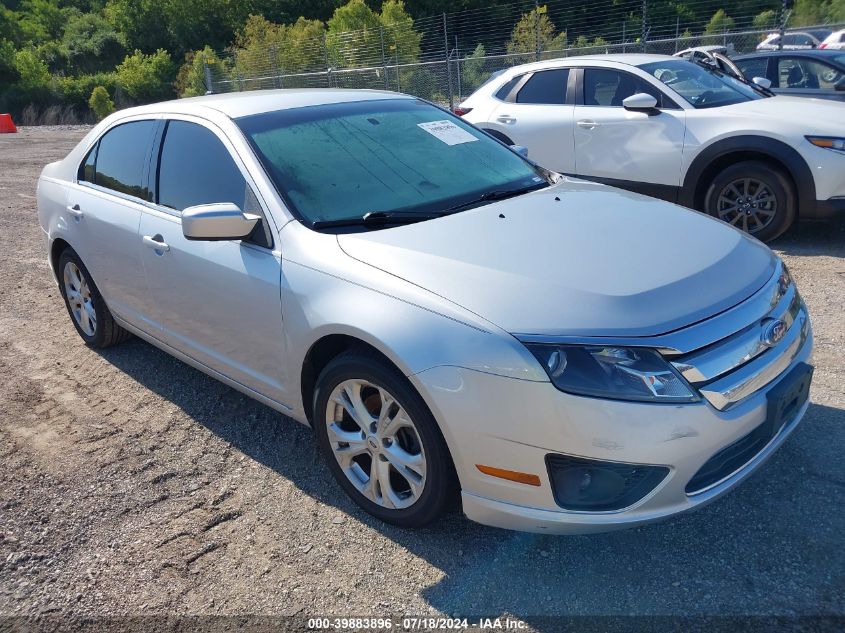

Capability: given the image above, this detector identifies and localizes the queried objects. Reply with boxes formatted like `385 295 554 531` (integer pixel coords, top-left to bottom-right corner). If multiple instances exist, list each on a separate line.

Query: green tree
175 45 228 97
752 9 778 29
14 47 50 89
17 0 71 44
327 0 382 68
0 39 19 84
380 0 421 64
792 0 845 25
88 85 114 119
115 48 175 102
506 5 567 57
62 12 125 74
461 43 488 93
704 9 736 34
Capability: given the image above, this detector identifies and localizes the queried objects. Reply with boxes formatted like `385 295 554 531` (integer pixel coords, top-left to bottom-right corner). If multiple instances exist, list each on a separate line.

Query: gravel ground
0 127 843 629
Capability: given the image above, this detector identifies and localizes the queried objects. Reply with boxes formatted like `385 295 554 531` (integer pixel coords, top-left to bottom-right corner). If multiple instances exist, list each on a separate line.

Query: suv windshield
639 59 765 108
237 99 547 228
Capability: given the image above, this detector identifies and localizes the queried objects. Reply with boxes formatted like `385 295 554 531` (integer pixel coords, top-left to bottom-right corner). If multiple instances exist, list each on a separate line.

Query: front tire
58 248 131 348
313 351 457 527
704 160 796 242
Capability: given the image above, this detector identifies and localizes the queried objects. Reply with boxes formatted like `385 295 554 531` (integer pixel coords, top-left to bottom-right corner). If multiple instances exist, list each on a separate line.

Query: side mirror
752 76 773 90
182 203 260 241
510 144 529 158
622 93 659 112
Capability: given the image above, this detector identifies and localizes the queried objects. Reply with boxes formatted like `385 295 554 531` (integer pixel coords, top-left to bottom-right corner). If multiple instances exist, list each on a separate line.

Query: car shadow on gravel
771 216 845 258
97 339 845 622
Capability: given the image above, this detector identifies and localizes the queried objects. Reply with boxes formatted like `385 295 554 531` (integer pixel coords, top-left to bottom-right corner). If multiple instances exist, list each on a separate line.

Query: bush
115 49 176 103
89 86 115 120
56 72 118 110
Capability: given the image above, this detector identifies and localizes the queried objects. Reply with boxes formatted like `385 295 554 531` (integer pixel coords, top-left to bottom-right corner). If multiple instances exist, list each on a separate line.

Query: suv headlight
806 136 845 152
527 345 699 403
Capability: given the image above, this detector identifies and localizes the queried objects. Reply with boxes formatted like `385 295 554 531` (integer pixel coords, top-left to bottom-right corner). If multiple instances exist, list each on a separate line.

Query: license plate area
765 362 813 437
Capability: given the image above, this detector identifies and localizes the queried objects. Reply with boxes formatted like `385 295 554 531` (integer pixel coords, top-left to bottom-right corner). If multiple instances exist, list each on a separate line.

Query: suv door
774 56 845 100
488 68 576 173
572 67 687 199
69 119 158 330
138 118 289 405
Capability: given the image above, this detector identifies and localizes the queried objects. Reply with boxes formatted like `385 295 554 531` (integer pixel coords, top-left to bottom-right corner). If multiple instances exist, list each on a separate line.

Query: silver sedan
36 89 813 532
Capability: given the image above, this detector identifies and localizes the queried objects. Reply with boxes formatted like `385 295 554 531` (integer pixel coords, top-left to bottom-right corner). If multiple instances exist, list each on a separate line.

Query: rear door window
515 69 570 104
88 120 156 201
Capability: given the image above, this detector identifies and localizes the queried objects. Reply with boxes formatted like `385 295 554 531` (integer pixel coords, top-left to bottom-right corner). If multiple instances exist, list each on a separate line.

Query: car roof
734 49 845 61
498 53 677 74
113 88 414 120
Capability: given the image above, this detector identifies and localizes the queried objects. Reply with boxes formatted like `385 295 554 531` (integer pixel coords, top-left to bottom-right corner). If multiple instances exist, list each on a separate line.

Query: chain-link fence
204 0 844 108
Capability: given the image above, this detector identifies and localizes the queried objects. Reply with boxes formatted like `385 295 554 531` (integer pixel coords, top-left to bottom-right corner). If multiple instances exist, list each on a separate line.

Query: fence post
443 12 454 110
379 26 389 90
674 16 680 52
455 36 461 101
641 0 648 52
203 61 214 94
534 0 541 61
269 46 281 89
622 20 626 53
324 32 331 87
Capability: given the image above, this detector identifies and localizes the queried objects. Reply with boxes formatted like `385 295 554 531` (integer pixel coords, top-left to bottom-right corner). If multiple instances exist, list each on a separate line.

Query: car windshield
639 59 766 108
236 99 547 228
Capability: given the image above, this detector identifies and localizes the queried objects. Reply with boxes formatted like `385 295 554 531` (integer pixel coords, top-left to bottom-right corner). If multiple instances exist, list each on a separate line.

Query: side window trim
149 116 275 250
504 72 534 103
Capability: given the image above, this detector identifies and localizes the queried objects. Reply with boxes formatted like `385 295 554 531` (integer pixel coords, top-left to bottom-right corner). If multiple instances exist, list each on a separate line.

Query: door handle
66 204 84 219
142 234 170 252
496 114 516 124
576 120 599 130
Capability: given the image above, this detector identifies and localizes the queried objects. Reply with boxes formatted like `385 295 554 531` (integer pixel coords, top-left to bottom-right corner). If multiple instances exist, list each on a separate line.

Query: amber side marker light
476 464 541 486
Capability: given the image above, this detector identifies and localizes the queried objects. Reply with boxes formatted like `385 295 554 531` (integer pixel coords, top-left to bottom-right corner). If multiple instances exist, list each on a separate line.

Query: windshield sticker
417 120 479 146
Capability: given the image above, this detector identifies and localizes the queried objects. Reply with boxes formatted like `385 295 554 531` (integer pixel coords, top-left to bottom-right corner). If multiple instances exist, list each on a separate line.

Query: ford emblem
761 318 787 348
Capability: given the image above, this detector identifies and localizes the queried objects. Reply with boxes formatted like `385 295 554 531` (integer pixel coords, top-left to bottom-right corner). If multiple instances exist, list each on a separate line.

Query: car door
67 118 159 330
138 117 288 404
488 68 576 174
572 67 687 198
774 56 845 100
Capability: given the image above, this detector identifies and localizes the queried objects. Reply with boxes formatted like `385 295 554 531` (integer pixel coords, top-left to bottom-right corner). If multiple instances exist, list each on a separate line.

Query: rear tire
313 350 457 528
58 247 131 348
704 160 796 242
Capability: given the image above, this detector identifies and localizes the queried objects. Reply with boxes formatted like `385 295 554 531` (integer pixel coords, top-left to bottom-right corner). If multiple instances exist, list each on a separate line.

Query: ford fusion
36 90 813 533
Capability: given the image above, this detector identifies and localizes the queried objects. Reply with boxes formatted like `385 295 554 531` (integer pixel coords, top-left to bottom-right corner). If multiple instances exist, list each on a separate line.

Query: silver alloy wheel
63 261 97 336
716 177 777 234
325 379 427 510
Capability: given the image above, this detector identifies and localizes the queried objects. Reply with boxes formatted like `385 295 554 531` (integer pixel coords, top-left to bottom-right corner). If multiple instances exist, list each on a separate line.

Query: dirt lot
1 127 843 629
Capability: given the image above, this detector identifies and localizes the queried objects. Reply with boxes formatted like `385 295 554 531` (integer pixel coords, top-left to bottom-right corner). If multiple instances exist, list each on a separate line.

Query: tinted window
516 69 569 104
583 68 666 107
778 57 844 89
93 121 156 200
79 144 97 183
158 121 252 212
736 57 768 79
495 75 521 100
784 34 813 46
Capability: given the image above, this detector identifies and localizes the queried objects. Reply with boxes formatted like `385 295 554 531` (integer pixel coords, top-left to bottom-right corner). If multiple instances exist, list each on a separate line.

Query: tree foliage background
0 0 843 121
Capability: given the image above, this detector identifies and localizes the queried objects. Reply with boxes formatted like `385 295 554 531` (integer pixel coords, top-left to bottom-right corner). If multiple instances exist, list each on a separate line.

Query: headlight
527 345 699 403
806 136 845 152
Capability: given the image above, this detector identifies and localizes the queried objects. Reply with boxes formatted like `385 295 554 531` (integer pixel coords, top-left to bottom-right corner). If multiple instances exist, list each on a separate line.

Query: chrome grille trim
697 310 809 410
671 285 801 384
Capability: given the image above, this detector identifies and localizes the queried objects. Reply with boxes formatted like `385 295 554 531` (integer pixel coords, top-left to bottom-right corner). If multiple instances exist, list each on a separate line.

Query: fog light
546 454 669 511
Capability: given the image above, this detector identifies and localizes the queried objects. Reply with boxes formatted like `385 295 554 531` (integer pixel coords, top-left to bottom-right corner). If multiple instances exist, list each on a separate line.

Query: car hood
716 96 845 133
337 179 776 337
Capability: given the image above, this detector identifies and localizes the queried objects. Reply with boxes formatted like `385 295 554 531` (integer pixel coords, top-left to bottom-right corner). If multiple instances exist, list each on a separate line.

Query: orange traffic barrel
0 114 17 133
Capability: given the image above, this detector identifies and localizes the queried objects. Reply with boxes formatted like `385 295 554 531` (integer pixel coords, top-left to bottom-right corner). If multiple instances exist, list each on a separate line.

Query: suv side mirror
182 203 260 241
622 93 659 113
752 76 773 90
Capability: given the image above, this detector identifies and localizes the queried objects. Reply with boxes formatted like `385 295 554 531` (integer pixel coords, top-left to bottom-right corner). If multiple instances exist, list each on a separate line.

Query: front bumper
410 324 813 535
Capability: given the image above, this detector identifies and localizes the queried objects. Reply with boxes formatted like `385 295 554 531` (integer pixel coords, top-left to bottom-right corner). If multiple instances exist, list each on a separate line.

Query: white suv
459 54 845 241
